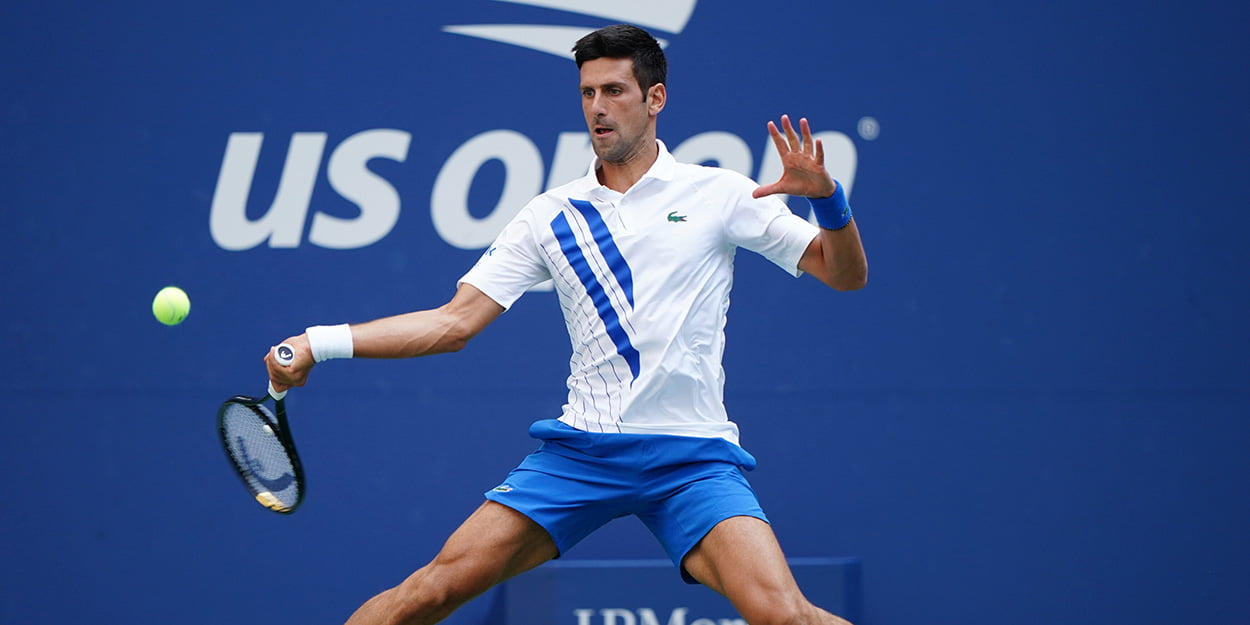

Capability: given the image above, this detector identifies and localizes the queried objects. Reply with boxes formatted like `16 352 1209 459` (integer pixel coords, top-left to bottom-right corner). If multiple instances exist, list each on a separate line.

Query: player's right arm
348 283 504 358
265 283 504 391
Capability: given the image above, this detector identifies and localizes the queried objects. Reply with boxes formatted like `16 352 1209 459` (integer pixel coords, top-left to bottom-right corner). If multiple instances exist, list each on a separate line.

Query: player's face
579 57 663 165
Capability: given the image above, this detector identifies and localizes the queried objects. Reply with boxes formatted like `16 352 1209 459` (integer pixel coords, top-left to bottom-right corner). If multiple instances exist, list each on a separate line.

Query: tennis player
267 24 867 625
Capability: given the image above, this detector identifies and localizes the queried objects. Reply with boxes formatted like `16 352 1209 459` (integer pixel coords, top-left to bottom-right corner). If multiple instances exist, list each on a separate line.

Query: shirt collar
584 139 676 187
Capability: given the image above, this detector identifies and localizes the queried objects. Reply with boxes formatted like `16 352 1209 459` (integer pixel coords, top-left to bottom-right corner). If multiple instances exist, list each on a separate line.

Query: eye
608 87 623 96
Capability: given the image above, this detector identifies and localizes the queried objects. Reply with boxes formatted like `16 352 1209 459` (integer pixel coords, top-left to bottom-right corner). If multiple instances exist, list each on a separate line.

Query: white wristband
305 324 354 363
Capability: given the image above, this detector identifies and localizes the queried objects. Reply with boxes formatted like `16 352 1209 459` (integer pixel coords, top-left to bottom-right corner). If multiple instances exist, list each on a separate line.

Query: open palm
752 115 837 199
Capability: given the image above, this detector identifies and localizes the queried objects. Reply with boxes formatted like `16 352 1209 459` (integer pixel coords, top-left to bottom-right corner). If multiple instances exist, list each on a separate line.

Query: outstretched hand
752 115 836 200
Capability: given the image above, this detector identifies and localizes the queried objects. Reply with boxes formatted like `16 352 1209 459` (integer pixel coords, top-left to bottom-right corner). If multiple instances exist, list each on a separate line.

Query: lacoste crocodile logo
667 211 687 222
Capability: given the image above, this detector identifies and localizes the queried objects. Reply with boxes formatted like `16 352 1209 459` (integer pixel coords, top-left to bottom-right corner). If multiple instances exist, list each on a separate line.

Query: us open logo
208 0 864 252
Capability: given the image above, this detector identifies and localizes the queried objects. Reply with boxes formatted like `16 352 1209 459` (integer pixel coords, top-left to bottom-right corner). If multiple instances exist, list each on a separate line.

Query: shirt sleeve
457 205 552 310
723 178 820 277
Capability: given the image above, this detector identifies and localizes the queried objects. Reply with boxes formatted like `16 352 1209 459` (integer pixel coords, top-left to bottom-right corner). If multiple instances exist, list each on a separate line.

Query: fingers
769 115 817 155
266 362 306 389
767 121 787 157
781 115 801 152
264 338 311 388
752 182 783 199
760 115 829 198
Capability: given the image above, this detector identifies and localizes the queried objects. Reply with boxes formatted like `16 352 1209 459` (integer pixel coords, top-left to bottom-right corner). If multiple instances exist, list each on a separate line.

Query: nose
588 92 607 116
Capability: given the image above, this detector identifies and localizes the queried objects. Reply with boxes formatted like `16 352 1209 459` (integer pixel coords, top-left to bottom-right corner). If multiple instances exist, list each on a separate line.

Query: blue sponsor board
504 558 860 625
2 1 1248 625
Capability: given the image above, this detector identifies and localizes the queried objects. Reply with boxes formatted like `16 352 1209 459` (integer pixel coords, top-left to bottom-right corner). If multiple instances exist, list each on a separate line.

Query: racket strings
221 402 300 511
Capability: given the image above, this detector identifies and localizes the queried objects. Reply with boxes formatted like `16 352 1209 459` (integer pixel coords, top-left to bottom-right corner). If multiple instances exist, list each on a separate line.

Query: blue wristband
807 181 852 230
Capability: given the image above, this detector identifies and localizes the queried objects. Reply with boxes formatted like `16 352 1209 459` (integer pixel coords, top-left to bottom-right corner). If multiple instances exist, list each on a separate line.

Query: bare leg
681 516 854 625
345 501 558 625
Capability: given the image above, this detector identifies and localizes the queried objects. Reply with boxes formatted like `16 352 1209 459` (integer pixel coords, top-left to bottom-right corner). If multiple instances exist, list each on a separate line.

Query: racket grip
274 343 296 367
268 343 295 399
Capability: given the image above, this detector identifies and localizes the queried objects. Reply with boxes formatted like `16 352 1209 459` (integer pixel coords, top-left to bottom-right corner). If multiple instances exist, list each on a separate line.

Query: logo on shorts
492 484 514 493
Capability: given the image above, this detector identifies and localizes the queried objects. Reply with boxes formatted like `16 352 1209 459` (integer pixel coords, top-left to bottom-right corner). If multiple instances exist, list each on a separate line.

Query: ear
647 83 666 116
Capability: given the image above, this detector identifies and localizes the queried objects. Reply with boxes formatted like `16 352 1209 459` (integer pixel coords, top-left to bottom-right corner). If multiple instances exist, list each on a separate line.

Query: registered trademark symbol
857 116 880 141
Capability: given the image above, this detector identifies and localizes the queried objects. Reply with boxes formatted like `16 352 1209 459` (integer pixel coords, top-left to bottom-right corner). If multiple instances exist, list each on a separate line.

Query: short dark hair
572 24 667 96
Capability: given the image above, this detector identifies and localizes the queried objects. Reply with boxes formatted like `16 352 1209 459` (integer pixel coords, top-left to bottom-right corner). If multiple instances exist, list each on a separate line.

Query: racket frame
217 385 306 514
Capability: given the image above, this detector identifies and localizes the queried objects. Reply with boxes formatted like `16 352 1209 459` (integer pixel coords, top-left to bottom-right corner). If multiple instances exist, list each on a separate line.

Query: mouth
593 126 614 137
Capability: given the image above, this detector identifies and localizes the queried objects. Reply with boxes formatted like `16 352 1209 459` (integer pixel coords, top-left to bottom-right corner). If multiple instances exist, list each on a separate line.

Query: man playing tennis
267 24 867 625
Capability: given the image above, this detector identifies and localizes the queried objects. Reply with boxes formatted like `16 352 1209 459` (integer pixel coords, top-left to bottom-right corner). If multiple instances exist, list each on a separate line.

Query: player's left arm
754 115 867 291
798 217 867 291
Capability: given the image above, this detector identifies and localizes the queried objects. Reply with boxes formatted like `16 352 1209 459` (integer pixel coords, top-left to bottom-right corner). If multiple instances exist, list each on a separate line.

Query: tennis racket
217 343 305 514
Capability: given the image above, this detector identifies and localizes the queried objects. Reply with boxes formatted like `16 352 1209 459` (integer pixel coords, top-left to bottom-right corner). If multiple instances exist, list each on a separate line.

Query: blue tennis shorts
484 419 769 583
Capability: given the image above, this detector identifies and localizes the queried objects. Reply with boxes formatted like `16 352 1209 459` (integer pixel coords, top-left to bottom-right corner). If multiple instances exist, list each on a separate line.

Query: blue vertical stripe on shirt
551 211 641 381
568 198 634 308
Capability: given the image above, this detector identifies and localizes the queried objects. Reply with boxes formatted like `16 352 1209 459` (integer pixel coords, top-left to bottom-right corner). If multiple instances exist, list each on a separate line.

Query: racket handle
274 343 296 367
269 343 295 400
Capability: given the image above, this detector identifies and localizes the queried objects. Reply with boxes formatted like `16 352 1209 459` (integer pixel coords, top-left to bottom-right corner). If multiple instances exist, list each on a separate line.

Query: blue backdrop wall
3 1 1248 624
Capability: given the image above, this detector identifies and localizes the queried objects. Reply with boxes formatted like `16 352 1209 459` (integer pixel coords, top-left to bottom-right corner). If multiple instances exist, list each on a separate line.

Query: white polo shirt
459 140 819 445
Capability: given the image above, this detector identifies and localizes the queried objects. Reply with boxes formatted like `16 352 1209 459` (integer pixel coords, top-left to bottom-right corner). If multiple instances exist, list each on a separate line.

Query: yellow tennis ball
152 286 191 326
